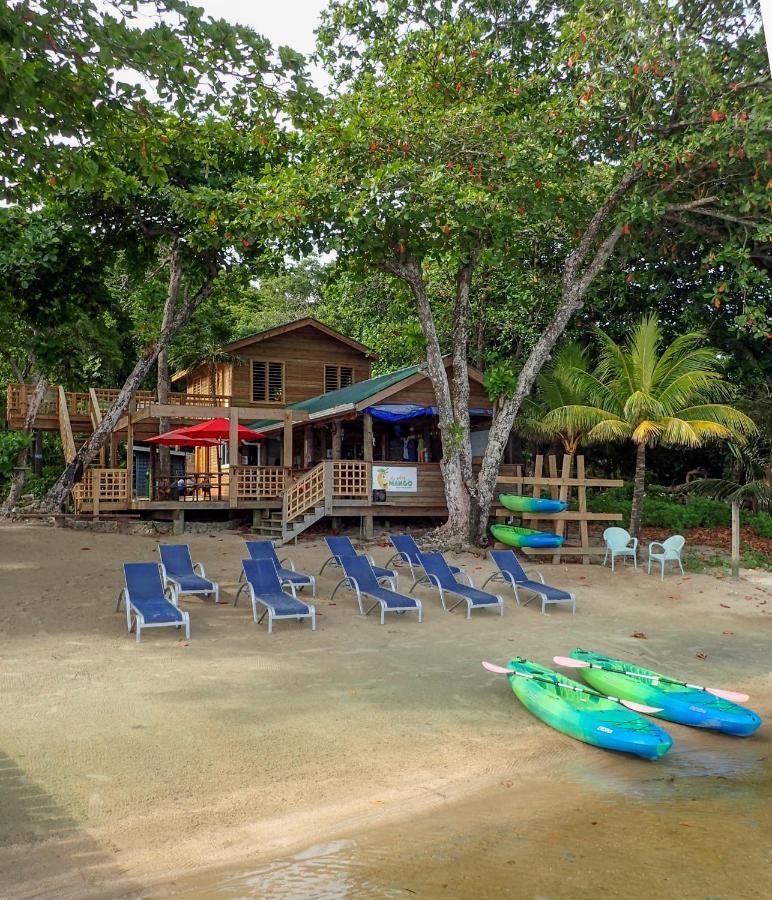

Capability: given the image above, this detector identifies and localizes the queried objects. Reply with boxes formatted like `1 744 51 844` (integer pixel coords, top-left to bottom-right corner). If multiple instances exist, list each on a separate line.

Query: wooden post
731 500 740 580
331 420 342 530
552 454 572 565
362 412 374 538
576 455 590 565
303 426 313 469
283 411 294 469
126 406 134 502
530 454 544 532
229 407 239 508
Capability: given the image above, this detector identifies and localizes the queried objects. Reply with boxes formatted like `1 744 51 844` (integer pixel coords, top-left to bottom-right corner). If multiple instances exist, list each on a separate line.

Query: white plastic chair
602 527 638 571
647 535 685 580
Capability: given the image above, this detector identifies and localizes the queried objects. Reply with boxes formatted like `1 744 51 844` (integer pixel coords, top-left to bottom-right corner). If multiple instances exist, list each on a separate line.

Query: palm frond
628 315 661 392
688 478 772 511
586 419 633 443
652 331 707 388
678 405 758 437
659 417 727 446
632 419 663 444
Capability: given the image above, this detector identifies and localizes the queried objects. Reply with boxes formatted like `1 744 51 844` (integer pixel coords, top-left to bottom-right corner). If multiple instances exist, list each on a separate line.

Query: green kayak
490 524 564 548
499 494 568 514
505 658 672 759
568 649 762 737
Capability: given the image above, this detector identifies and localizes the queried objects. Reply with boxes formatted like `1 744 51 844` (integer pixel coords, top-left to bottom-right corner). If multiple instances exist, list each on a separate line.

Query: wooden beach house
5 317 521 542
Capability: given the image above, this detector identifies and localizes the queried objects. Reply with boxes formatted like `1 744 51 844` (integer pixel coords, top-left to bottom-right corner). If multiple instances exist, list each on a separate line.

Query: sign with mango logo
373 466 418 493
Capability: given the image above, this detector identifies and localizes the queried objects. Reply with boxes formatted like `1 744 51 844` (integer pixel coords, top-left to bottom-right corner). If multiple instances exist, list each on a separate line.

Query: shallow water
156 727 770 899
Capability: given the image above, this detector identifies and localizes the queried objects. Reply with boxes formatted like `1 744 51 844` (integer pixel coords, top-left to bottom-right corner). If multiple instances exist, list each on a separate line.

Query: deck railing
332 461 370 498
236 466 289 500
283 462 326 522
6 383 234 422
73 468 129 511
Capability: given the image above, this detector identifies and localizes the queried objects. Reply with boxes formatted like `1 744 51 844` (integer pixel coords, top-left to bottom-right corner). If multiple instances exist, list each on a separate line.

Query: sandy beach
0 523 770 899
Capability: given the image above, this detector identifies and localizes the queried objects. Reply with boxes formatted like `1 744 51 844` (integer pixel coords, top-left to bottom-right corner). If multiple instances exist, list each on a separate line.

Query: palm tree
543 316 757 537
520 342 592 454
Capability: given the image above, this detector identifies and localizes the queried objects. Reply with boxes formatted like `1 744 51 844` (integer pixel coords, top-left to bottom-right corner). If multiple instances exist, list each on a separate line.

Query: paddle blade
706 688 749 703
620 700 663 714
553 655 588 668
482 661 513 675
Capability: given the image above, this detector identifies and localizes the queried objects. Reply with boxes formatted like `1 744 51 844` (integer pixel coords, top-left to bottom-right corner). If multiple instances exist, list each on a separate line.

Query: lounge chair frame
234 562 316 633
242 541 316 597
385 534 462 589
116 566 190 643
329 558 422 625
411 555 503 619
319 537 398 589
158 544 220 604
481 552 576 615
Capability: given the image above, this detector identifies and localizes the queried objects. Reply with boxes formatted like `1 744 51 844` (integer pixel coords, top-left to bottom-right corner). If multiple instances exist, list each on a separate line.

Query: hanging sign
372 465 418 493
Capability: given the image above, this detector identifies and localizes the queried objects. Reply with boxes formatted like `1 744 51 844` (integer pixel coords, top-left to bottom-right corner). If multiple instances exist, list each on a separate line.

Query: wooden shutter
268 362 284 401
324 365 339 393
339 366 354 388
252 361 266 401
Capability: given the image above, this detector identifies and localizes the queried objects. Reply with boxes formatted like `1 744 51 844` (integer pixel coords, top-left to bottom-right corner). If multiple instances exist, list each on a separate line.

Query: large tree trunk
156 242 181 483
2 375 49 513
629 441 647 538
380 256 477 545
38 263 218 512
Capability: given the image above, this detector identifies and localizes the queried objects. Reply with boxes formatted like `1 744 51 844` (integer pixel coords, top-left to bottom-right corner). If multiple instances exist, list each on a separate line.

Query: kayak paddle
552 656 750 703
482 661 663 714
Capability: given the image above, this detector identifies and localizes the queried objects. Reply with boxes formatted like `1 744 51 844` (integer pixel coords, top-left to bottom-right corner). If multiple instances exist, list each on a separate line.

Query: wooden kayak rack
494 453 623 564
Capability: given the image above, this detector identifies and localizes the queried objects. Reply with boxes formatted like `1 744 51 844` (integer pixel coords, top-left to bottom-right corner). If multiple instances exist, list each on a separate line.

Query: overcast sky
196 0 327 55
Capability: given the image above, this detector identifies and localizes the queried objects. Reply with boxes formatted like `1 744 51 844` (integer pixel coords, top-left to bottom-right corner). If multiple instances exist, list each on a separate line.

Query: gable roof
249 359 485 430
221 317 375 357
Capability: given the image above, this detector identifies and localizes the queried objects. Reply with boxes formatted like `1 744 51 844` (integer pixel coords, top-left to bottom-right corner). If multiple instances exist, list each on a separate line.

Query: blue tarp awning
366 404 492 422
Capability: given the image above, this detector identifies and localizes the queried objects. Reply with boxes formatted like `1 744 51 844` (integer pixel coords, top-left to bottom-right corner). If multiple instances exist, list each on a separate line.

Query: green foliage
588 486 772 536
0 431 32 478
0 0 317 199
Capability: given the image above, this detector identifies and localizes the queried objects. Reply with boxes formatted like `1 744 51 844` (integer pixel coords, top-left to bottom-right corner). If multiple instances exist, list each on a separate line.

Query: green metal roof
249 362 425 431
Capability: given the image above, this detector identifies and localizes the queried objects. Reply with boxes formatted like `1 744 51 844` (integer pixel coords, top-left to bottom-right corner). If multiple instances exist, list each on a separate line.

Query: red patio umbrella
172 417 264 442
145 418 263 446
144 427 219 447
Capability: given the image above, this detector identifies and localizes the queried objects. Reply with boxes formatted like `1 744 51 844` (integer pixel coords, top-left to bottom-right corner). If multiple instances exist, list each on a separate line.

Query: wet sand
0 523 769 898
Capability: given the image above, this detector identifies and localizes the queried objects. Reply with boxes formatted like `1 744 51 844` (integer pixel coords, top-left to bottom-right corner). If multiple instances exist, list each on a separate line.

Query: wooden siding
229 325 371 405
386 374 491 408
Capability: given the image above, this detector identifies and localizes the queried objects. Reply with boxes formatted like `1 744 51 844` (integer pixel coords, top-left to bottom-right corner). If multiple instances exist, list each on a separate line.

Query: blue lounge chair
319 536 397 589
158 543 220 603
412 552 504 618
385 534 462 587
116 562 190 642
244 540 316 596
234 558 316 633
482 549 576 615
330 555 422 624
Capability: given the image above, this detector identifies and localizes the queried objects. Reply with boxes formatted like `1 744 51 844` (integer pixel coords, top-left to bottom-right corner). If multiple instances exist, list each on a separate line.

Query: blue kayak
570 649 762 737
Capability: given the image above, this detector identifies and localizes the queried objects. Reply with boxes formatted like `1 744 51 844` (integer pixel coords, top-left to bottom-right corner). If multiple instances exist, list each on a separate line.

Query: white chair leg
660 561 665 581
678 559 684 576
647 557 652 574
611 554 615 573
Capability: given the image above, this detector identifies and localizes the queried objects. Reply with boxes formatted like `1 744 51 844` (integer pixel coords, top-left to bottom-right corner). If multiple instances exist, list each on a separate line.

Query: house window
252 361 284 402
324 365 354 393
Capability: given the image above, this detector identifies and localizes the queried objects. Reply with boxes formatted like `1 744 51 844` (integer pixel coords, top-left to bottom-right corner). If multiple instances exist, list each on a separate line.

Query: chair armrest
165 584 179 606
648 541 665 554
525 568 545 583
456 571 474 587
279 557 296 571
629 538 639 551
365 553 376 565
193 562 206 577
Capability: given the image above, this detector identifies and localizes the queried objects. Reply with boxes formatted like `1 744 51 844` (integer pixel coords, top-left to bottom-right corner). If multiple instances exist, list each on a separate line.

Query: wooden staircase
253 461 370 546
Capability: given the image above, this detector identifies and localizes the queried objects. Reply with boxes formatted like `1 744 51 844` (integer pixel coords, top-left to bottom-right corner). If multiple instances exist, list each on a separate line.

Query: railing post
323 460 333 514
230 466 239 508
92 471 100 520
